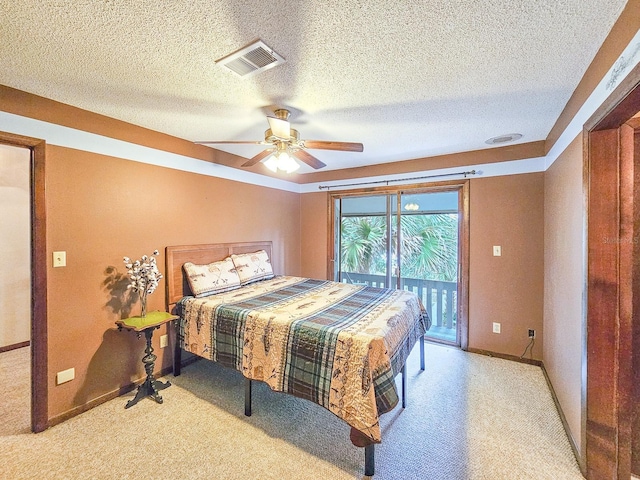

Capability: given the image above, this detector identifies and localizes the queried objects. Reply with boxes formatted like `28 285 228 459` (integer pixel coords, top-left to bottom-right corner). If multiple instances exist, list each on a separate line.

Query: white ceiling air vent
216 40 285 78
485 133 523 145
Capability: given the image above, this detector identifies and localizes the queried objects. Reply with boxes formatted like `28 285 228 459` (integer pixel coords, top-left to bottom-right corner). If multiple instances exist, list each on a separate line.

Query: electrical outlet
160 334 168 348
492 322 501 334
53 251 66 267
528 329 535 338
493 245 502 256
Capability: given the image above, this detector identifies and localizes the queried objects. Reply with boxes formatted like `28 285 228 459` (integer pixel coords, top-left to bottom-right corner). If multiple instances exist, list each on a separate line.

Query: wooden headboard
165 241 273 311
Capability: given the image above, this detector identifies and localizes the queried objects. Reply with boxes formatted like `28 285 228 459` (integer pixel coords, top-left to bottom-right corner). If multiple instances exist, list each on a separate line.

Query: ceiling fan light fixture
277 151 300 173
264 150 300 174
264 156 279 173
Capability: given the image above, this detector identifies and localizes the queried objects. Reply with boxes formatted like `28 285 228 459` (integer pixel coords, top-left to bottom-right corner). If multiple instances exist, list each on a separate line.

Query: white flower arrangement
123 249 163 316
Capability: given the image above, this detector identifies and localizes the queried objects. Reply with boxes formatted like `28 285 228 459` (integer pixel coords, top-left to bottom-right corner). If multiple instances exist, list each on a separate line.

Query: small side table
116 311 178 409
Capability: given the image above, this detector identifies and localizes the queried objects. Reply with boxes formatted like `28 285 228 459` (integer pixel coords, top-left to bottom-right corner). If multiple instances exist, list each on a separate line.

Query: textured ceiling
0 0 628 174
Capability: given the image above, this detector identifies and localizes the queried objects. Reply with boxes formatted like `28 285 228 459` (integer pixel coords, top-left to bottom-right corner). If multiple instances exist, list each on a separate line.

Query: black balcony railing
341 272 457 340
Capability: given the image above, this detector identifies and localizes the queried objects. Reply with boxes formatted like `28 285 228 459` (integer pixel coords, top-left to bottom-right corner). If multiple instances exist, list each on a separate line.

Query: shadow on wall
102 266 138 319
73 327 143 407
72 267 146 407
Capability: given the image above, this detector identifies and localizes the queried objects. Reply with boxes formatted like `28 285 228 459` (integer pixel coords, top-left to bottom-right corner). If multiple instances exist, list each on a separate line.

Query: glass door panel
337 195 391 288
399 191 460 345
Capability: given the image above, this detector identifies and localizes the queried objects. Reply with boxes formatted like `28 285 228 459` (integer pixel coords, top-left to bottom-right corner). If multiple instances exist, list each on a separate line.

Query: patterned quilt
177 276 430 444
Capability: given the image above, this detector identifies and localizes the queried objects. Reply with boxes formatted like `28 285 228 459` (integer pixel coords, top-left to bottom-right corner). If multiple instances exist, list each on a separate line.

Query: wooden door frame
326 180 470 350
0 132 48 433
584 61 640 478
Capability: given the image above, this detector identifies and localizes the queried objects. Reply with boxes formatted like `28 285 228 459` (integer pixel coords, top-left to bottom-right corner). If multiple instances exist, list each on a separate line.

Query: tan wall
468 173 545 358
300 192 329 279
45 145 301 419
543 134 585 455
0 144 31 347
300 173 545 359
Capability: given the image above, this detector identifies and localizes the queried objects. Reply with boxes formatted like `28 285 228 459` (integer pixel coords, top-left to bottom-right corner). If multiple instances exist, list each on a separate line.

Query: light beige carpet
0 344 584 479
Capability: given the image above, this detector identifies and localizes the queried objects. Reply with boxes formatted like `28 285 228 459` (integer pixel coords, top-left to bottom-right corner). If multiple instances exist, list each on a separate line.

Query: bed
165 241 430 475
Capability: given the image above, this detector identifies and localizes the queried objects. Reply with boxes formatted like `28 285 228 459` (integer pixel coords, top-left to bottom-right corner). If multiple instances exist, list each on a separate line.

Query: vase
140 292 147 318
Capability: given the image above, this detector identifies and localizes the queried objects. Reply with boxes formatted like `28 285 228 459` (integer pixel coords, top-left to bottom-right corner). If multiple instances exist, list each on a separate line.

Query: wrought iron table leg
125 326 171 409
420 335 425 371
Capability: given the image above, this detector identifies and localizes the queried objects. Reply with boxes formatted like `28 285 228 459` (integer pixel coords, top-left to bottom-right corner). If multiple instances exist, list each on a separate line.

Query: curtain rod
318 169 477 190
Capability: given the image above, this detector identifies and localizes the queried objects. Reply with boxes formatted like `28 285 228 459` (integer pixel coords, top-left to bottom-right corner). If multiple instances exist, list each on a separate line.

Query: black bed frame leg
401 364 407 408
420 335 425 371
364 444 375 476
244 378 252 416
173 342 182 376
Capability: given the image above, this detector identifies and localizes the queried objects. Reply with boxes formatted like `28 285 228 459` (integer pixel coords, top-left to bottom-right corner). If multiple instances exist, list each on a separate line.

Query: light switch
53 251 66 267
56 367 75 384
493 246 501 257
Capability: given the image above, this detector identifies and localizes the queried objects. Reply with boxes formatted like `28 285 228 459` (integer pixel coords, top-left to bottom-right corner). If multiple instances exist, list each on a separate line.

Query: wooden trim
458 180 470 350
626 116 640 130
540 362 585 475
586 128 627 479
326 193 336 281
581 126 589 467
0 132 48 434
634 129 640 479
583 49 640 479
587 61 640 132
618 123 635 477
0 341 30 354
465 347 542 367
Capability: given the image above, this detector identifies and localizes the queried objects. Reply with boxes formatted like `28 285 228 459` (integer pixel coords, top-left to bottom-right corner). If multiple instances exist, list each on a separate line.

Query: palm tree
340 213 457 282
399 213 458 281
340 216 387 274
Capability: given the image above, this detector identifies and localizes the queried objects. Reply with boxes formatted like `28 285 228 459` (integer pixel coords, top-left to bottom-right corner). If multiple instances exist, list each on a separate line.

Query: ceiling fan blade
241 149 273 167
195 140 264 145
292 149 326 170
303 140 364 152
267 116 290 139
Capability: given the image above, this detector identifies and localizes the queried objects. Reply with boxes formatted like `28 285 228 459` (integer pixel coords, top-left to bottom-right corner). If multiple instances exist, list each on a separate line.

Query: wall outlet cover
56 367 75 385
53 251 67 267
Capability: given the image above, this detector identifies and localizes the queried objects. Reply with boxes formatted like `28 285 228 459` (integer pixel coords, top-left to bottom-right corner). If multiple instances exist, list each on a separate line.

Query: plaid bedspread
177 276 430 443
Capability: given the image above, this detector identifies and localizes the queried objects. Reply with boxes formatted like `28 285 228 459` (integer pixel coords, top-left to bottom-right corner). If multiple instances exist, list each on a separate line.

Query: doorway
329 182 469 349
0 132 48 433
584 61 640 478
0 144 31 434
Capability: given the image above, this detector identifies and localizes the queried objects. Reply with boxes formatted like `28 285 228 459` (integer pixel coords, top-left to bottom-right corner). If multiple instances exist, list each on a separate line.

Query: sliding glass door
397 191 459 344
333 187 463 347
336 194 393 287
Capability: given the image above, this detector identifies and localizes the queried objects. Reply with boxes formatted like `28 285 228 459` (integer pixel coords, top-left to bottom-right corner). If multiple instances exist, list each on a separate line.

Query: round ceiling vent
485 133 523 145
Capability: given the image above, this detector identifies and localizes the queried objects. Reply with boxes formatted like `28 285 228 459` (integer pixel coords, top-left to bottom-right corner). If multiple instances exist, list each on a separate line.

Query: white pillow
230 250 274 285
183 257 241 297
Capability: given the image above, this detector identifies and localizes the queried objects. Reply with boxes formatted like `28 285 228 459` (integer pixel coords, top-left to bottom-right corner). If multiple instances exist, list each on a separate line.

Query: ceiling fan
195 109 364 173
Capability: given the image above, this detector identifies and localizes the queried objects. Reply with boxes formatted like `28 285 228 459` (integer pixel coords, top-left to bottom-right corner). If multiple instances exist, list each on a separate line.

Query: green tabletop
115 311 178 332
